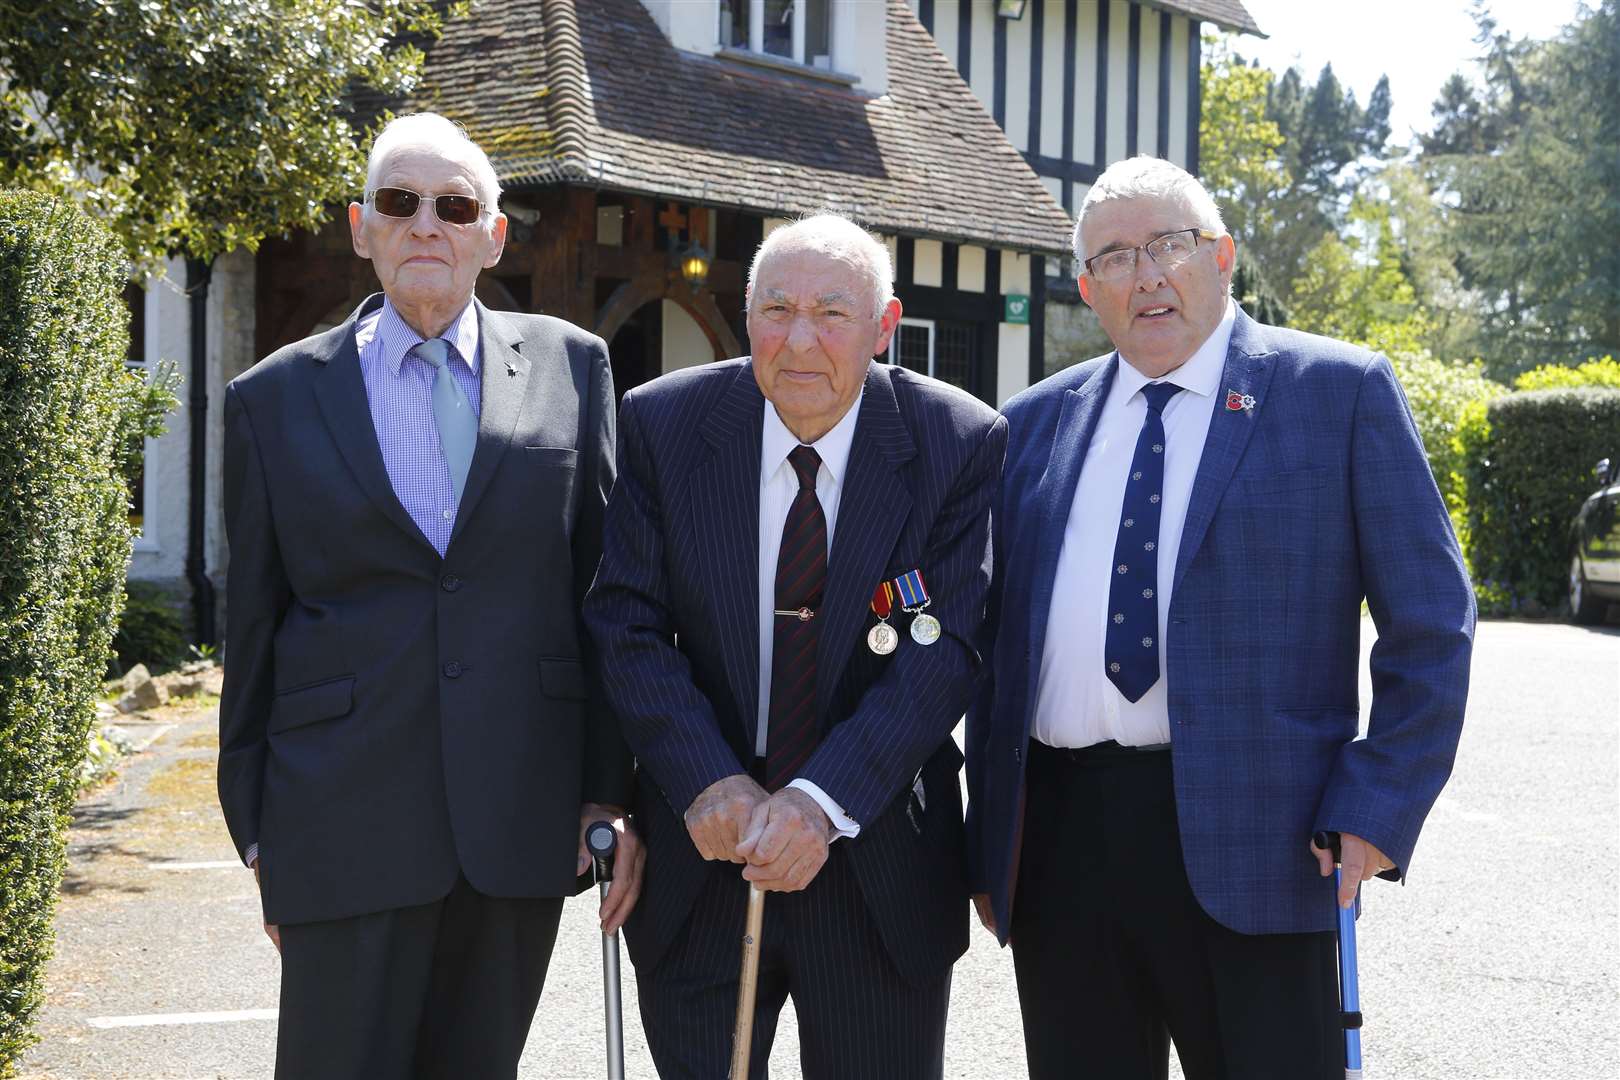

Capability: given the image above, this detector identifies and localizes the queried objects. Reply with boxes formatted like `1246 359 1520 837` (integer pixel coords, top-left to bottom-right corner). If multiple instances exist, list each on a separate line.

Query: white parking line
87 1008 278 1029
147 860 242 871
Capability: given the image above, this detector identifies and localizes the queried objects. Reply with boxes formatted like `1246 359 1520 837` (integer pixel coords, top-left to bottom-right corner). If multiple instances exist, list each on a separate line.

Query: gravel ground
18 617 1619 1079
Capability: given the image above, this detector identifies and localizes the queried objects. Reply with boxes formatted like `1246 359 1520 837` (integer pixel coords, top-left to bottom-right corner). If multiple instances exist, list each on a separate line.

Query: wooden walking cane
727 884 767 1080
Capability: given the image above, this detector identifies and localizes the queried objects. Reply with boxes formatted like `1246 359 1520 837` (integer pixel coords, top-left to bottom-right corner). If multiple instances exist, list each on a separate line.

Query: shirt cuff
244 842 259 869
787 779 860 841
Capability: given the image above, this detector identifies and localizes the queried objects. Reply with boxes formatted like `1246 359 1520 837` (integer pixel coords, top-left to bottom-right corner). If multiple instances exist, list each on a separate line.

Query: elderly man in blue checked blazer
966 156 1475 1080
586 213 1006 1079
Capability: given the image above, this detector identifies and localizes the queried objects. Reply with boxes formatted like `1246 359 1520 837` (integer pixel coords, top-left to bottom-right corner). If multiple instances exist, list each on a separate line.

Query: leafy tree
1420 0 1620 376
0 0 454 269
1199 36 1292 323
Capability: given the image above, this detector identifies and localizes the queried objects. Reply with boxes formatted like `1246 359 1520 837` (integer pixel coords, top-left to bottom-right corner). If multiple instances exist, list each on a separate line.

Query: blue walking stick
1314 831 1364 1079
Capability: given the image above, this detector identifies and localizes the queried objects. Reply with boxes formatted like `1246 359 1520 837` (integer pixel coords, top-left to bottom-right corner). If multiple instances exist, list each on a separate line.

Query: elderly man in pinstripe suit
586 213 1006 1079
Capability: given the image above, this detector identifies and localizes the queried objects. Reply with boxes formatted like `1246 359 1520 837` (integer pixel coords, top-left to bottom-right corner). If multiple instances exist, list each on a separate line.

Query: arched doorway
608 300 663 402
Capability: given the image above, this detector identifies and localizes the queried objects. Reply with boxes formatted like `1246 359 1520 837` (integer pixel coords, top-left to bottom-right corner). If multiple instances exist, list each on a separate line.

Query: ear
1215 233 1236 280
1077 272 1094 308
483 213 509 268
348 202 369 259
872 297 903 357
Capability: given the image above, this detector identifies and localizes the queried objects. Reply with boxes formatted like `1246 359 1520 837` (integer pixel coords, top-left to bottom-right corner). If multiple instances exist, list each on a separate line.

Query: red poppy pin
1225 389 1256 412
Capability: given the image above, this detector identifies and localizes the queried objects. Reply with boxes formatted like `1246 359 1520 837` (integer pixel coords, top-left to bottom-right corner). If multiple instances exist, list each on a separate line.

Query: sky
1231 0 1588 146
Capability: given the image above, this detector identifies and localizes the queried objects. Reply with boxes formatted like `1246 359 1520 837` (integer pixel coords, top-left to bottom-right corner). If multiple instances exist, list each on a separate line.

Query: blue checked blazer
966 310 1475 942
585 358 1006 985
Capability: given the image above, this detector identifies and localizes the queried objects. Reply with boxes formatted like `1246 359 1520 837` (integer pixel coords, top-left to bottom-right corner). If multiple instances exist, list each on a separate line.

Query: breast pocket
524 446 578 467
1240 467 1327 497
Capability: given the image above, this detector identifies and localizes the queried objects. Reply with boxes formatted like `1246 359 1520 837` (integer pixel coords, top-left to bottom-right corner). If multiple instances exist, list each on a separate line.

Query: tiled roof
399 0 1074 256
1147 0 1264 36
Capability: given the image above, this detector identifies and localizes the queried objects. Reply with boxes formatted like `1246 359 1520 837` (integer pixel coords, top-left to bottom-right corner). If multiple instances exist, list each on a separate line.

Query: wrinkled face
1077 195 1235 377
747 246 900 441
348 145 506 312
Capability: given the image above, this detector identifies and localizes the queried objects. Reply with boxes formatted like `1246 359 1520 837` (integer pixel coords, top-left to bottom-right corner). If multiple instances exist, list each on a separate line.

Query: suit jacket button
443 661 463 679
441 574 463 592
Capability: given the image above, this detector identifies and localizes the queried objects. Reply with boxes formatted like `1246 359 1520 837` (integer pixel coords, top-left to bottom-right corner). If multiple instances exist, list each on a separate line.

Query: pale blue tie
411 338 477 504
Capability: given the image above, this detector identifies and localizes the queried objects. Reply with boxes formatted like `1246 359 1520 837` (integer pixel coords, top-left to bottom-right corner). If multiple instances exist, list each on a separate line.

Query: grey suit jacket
219 294 632 926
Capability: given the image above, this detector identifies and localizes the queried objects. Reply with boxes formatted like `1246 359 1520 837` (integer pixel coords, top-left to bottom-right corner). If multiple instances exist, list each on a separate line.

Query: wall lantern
679 240 711 290
996 0 1028 19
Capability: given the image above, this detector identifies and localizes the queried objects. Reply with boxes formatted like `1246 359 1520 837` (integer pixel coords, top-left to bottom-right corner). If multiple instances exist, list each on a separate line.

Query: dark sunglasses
366 186 490 226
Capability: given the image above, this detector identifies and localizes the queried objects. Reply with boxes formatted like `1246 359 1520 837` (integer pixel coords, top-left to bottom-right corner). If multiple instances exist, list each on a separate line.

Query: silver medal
867 621 899 655
909 612 942 646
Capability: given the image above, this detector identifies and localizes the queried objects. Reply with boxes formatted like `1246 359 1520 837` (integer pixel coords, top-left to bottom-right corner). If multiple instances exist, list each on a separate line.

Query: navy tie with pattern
1105 381 1184 702
765 445 827 791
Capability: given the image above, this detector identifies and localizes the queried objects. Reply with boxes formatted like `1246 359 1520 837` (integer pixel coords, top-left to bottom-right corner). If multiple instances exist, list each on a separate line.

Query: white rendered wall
662 299 715 373
638 0 719 53
912 239 944 287
832 0 888 93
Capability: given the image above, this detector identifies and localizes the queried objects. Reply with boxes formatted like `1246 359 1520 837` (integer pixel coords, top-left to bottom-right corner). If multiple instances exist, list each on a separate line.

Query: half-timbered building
127 0 1259 637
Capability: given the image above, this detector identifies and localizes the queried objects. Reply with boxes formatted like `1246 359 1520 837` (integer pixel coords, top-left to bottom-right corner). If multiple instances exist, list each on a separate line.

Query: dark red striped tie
765 445 827 791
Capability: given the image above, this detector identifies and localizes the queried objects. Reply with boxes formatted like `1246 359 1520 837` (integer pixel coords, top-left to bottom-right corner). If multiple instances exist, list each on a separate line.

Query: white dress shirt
1032 300 1237 748
757 390 864 839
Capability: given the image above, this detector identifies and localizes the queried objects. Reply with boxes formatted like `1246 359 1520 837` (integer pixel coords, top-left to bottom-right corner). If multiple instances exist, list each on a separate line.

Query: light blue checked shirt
355 298 484 555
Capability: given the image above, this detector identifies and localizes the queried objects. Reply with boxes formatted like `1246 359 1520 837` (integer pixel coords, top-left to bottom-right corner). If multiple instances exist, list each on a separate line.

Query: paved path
19 619 1620 1078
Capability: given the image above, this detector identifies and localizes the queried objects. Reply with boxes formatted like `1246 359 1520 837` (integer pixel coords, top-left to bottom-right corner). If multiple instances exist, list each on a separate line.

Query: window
123 282 148 537
719 0 832 68
887 317 978 395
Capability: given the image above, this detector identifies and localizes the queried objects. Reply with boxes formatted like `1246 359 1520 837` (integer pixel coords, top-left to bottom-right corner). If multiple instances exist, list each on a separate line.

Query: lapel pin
1225 389 1256 412
505 361 518 377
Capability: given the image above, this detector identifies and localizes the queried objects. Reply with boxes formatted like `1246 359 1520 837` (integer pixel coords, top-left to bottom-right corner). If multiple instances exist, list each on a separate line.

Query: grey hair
747 212 895 318
364 113 503 211
1071 155 1226 263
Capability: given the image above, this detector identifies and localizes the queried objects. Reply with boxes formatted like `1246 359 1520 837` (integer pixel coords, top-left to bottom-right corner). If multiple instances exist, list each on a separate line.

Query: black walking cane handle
1313 830 1342 861
586 820 618 883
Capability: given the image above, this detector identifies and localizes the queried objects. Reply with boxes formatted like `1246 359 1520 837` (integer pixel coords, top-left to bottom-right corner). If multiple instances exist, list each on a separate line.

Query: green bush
1513 355 1620 392
111 581 187 675
0 191 145 1072
1463 388 1620 616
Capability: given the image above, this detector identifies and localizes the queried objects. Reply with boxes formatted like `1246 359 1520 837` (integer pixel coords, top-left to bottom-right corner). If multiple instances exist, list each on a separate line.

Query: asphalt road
19 618 1619 1079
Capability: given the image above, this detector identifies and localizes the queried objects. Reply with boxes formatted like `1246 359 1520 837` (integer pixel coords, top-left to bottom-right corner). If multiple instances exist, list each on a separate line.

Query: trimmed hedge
0 191 143 1072
1463 388 1620 615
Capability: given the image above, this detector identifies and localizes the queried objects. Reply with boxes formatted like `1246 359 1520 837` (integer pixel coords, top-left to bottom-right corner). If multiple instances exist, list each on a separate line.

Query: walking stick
586 821 626 1080
728 884 767 1080
1314 831 1364 1080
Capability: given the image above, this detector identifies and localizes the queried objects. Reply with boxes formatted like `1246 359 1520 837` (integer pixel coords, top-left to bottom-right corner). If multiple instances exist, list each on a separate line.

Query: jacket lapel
691 365 767 743
816 365 916 721
450 303 529 547
1171 311 1280 595
311 295 435 552
1022 357 1115 720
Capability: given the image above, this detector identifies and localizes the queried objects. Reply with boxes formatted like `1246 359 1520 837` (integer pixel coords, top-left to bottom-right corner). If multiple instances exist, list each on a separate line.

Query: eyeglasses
1083 228 1219 281
365 186 490 226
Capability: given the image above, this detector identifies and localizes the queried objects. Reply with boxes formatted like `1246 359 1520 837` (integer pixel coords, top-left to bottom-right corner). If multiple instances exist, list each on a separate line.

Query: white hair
747 212 895 317
364 113 502 210
1071 155 1226 263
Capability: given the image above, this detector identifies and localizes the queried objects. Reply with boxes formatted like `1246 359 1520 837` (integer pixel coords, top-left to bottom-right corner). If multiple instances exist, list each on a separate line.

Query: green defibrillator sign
1004 294 1031 324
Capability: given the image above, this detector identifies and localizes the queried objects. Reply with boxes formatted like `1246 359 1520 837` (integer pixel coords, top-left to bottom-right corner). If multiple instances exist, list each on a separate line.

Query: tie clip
774 607 816 621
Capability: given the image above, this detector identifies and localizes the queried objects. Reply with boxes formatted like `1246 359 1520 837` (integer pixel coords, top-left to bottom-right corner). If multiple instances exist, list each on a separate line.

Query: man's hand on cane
1310 831 1395 908
686 774 770 863
578 804 644 935
737 788 832 893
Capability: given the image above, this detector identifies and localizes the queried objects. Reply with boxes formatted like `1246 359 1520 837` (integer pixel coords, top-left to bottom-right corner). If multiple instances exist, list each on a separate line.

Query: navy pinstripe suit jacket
585 358 1006 985
967 310 1476 944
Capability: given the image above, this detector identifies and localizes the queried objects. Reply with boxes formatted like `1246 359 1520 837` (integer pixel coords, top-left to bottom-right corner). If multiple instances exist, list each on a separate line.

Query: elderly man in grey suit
219 113 642 1079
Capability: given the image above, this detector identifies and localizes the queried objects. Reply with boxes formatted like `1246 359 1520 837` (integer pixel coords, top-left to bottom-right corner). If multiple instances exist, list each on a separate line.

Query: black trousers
638 847 952 1080
1010 742 1342 1080
275 874 563 1080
